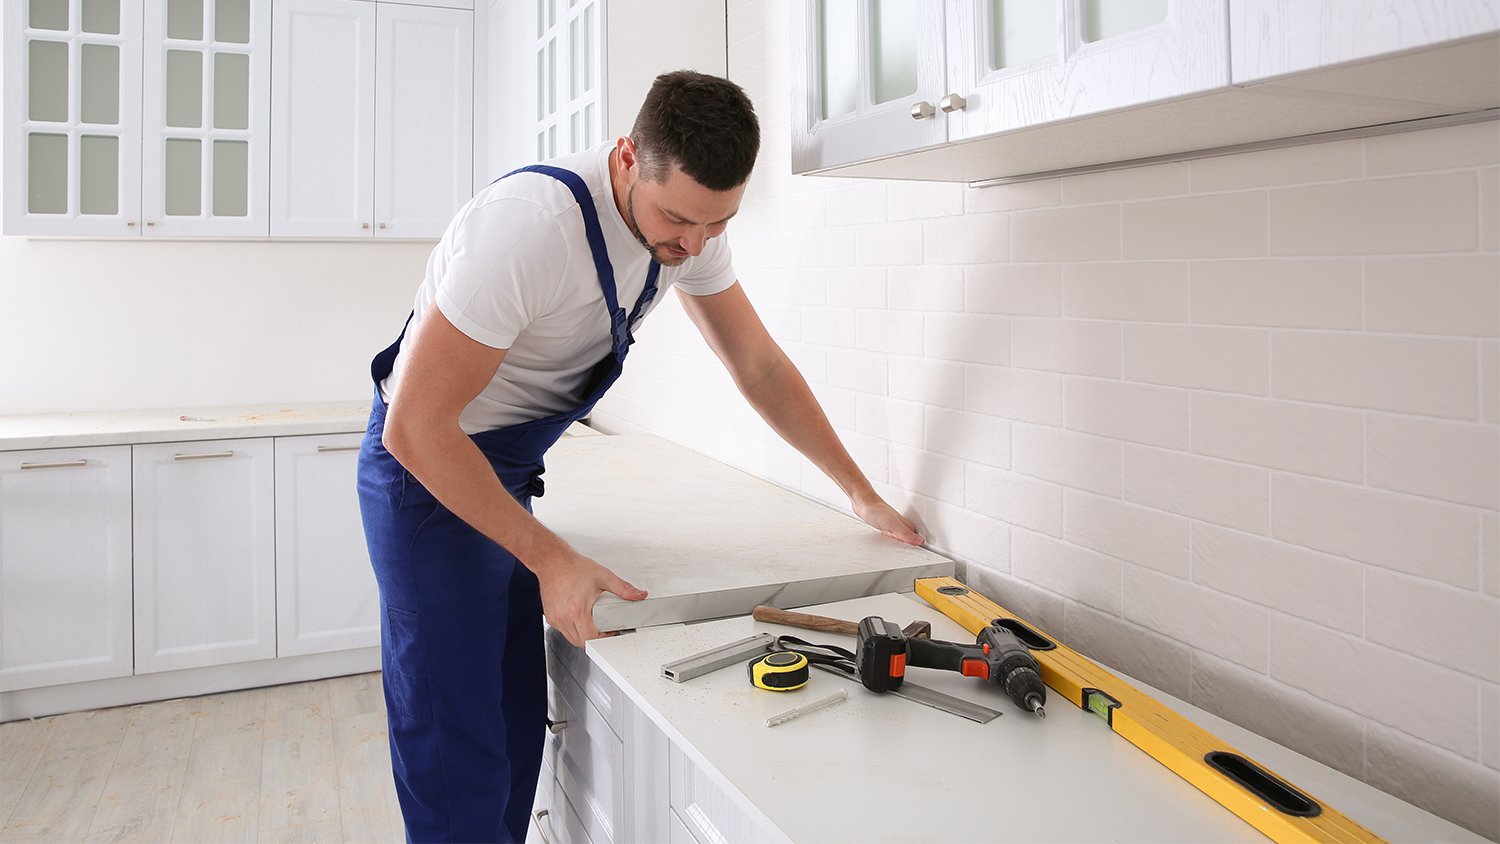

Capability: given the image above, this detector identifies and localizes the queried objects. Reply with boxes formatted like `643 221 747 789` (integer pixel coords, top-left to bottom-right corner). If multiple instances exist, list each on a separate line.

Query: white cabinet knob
910 100 936 120
939 93 967 113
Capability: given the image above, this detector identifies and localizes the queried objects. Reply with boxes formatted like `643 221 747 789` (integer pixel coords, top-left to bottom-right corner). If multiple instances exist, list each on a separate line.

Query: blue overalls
356 165 661 843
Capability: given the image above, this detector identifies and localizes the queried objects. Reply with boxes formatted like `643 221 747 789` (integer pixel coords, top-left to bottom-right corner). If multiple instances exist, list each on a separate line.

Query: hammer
752 605 932 640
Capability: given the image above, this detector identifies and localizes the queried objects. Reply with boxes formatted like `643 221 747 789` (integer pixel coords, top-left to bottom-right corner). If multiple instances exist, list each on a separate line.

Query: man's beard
625 184 688 266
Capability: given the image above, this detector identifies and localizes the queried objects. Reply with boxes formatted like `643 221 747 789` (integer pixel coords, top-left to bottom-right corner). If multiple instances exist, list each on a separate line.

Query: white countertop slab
532 435 954 631
0 401 372 451
587 591 1485 844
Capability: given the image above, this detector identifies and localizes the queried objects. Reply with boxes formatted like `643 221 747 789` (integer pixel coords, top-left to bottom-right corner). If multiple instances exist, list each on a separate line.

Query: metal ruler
916 576 1387 844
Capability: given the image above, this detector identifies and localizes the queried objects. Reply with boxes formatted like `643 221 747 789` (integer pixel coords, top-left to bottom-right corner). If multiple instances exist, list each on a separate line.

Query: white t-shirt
381 142 739 433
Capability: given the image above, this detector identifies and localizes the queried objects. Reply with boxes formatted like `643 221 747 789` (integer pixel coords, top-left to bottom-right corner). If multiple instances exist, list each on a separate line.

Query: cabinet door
141 0 271 236
790 0 949 174
270 0 376 237
945 0 1229 142
0 447 133 691
133 439 275 674
274 434 378 657
2 0 143 236
375 3 474 239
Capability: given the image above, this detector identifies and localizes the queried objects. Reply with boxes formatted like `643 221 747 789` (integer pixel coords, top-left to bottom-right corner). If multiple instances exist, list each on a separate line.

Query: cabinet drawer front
546 626 625 737
538 763 598 844
669 743 782 844
546 658 623 844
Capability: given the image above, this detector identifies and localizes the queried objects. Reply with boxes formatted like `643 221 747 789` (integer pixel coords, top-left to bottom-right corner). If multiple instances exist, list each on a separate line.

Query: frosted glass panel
584 102 596 146
583 5 595 91
537 130 546 160
212 140 248 216
166 50 203 127
30 0 68 31
215 0 251 43
818 0 857 120
569 17 581 99
214 52 249 129
82 0 121 34
536 0 544 37
80 135 119 215
870 0 917 104
168 0 204 40
165 138 202 215
991 0 1054 69
28 133 68 214
29 41 68 123
547 125 556 157
535 49 545 120
81 44 120 124
546 40 556 115
1082 0 1168 43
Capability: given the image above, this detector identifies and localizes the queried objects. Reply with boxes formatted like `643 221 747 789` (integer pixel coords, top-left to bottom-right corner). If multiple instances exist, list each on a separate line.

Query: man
357 70 922 843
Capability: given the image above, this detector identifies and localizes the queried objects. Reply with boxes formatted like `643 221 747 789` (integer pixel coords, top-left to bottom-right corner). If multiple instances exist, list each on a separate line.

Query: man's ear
616 136 638 175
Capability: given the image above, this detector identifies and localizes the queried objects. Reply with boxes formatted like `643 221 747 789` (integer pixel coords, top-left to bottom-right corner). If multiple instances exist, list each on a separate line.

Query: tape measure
748 651 810 691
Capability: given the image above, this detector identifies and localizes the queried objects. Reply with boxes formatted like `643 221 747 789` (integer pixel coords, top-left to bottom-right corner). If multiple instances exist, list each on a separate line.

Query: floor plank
259 679 340 833
84 699 194 843
0 715 58 826
332 711 405 843
2 707 132 842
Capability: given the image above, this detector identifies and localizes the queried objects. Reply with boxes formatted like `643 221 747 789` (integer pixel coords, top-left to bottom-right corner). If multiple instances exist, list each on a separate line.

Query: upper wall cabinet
270 0 473 239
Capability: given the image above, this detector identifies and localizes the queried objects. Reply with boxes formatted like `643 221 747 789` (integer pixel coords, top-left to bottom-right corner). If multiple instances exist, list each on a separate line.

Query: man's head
611 71 760 266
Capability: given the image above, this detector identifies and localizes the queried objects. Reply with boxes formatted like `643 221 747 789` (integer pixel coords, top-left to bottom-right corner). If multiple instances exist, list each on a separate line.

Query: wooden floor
0 673 406 843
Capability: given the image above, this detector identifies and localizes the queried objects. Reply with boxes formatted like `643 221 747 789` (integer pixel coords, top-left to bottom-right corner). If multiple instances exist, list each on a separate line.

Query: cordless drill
855 615 1047 717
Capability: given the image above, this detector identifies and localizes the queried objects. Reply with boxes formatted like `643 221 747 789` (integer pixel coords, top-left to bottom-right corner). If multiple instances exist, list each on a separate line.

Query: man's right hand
535 547 648 648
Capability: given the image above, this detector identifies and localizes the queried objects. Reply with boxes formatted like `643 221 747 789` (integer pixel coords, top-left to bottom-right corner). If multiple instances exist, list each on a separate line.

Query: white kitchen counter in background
0 401 373 451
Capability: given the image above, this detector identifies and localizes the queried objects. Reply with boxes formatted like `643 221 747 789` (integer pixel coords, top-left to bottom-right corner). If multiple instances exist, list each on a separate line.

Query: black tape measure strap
748 650 810 690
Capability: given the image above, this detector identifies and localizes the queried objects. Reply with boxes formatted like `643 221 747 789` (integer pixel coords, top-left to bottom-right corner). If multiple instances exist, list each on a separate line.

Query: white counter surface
0 401 372 451
588 591 1485 844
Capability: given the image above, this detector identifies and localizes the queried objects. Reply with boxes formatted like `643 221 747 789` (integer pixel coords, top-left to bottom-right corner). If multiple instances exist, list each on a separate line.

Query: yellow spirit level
916 576 1386 844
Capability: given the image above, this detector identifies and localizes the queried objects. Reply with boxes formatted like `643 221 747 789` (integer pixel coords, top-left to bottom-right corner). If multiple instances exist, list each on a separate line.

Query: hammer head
901 620 932 639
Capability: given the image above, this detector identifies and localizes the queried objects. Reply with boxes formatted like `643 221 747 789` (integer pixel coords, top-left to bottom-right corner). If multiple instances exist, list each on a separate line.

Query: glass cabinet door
141 0 269 236
3 0 143 236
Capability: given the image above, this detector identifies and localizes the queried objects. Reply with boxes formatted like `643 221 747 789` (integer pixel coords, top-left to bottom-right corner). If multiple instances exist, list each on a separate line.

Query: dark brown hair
630 70 760 191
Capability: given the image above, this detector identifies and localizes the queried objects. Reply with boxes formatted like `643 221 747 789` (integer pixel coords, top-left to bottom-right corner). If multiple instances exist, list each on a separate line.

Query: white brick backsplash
1364 120 1500 176
1367 568 1500 683
825 347 886 394
924 313 1010 365
1189 138 1364 192
1065 490 1190 578
749 267 826 306
1367 414 1500 509
922 499 1011 573
789 225 856 267
1485 684 1500 771
1066 378 1190 450
1125 324 1269 395
965 565 1068 637
1272 475 1480 589
1061 161 1190 204
1191 393 1364 482
1189 652 1365 778
1190 259 1362 329
1365 724 1500 841
1013 423 1123 497
1062 261 1190 322
924 406 1011 468
891 444 966 506
966 264 1062 316
1271 614 1479 757
888 357 965 410
1483 167 1499 252
1273 332 1480 420
889 264 964 312
855 309 924 355
1012 318 1122 378
966 365 1064 426
888 180 964 220
1012 205 1120 262
1124 446 1270 534
841 431 889 484
1125 566 1269 671
1064 601 1192 698
968 465 1064 537
1013 530 1121 614
964 178 1061 214
856 394 924 448
826 266 887 308
922 214 1010 264
1192 523 1364 635
855 221 924 266
826 180 887 226
1486 512 1499 599
1269 173 1479 255
1366 255 1500 338
799 305 857 349
1123 192 1268 259
1485 342 1499 424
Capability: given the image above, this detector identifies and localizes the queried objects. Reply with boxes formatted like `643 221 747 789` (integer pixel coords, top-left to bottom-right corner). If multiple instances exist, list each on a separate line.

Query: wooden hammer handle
751 605 858 636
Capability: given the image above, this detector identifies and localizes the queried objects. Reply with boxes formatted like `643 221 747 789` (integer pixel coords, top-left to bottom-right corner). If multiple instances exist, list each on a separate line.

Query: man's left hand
853 494 925 546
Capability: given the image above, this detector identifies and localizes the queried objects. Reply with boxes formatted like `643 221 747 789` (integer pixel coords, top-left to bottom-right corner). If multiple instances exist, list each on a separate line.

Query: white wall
592 1 1500 837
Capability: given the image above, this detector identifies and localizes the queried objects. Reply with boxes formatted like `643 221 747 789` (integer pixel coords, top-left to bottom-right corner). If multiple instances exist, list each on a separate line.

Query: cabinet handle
533 809 553 844
548 719 567 734
126 220 137 227
146 221 156 227
316 445 362 453
378 223 387 230
363 223 371 229
939 93 968 113
910 100 936 120
20 459 88 470
173 451 235 461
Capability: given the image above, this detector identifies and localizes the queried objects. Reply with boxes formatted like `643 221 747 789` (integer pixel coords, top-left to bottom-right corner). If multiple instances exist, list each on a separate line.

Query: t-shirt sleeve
672 234 738 297
432 198 568 350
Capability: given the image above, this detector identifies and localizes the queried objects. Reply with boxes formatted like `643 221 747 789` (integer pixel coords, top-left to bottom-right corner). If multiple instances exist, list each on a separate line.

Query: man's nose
681 228 708 256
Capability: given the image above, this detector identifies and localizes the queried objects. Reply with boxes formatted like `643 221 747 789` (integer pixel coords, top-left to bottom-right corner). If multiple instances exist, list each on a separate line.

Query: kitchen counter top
533 435 953 632
587 591 1486 844
0 401 372 451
